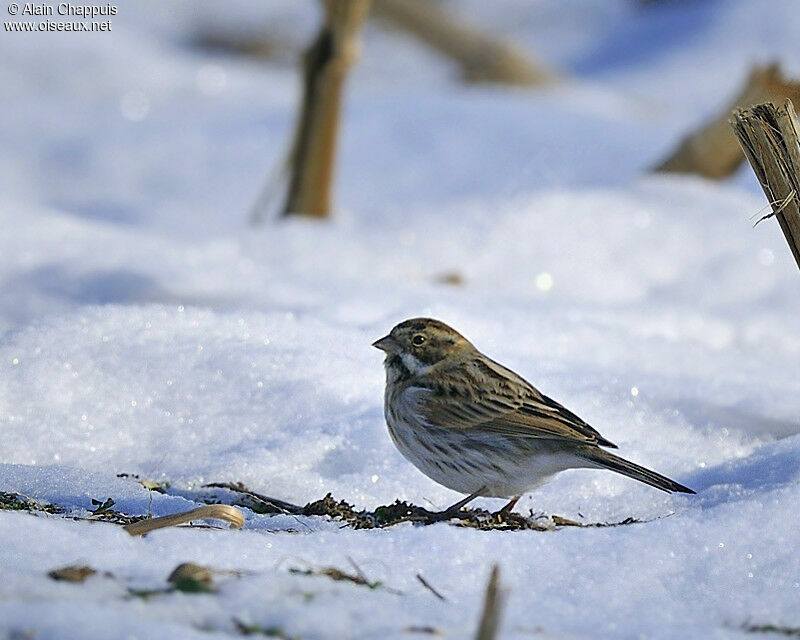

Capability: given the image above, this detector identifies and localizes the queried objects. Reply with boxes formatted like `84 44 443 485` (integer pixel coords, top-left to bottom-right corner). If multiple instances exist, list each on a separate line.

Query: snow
2 1 800 638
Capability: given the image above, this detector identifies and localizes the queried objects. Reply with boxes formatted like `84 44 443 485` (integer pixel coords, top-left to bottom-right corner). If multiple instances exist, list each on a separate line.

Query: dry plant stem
656 64 800 179
416 573 447 601
203 482 304 514
475 565 507 640
278 0 371 219
731 100 800 271
122 505 245 536
372 0 554 86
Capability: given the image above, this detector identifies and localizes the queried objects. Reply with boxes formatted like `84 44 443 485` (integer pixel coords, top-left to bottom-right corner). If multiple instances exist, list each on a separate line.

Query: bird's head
373 318 473 375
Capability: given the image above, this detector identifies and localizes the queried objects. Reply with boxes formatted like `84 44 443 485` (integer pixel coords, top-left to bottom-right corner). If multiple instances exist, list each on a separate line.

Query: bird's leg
428 487 486 521
443 488 483 514
498 495 521 515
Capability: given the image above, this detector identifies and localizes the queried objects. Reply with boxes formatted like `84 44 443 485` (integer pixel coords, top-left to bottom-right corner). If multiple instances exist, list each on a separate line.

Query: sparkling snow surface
2 1 800 638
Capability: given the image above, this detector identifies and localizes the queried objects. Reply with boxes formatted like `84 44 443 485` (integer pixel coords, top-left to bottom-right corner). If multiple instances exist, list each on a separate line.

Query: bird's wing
414 356 617 448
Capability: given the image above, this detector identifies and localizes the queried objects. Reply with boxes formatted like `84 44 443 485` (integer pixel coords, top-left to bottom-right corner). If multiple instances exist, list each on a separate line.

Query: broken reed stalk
475 565 507 640
372 0 555 86
273 0 371 220
655 63 800 179
730 100 800 271
122 505 245 536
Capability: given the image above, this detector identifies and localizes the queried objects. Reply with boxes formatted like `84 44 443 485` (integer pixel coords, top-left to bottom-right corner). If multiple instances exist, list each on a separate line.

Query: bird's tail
580 448 695 494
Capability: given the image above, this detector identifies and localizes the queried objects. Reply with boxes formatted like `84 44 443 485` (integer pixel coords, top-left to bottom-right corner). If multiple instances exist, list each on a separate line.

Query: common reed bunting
374 318 694 514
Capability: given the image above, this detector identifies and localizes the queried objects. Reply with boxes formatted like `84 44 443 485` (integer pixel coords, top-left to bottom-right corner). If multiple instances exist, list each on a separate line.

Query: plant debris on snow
3 479 647 533
288 566 386 590
743 623 800 637
47 565 98 583
1 492 62 514
199 483 647 531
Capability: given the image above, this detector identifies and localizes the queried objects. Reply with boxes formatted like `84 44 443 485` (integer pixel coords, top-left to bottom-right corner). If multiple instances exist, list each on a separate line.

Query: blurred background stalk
731 99 800 271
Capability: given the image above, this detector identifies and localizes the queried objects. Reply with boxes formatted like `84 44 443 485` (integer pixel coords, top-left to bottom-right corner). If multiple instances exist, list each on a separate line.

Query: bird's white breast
384 385 586 498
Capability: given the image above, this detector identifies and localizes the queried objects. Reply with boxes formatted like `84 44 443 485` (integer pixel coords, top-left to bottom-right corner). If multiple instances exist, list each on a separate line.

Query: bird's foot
494 495 521 518
425 487 486 522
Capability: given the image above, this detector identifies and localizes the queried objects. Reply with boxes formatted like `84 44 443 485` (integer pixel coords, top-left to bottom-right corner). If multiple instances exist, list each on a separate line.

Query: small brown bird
374 318 694 514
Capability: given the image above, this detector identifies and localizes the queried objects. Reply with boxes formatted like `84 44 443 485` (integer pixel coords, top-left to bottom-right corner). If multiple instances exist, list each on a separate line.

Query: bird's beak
372 335 397 352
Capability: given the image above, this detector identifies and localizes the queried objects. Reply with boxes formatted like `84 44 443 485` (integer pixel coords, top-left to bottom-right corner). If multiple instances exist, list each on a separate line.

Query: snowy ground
2 1 800 638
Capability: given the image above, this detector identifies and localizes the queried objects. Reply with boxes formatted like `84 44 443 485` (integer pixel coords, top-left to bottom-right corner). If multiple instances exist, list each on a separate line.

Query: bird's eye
412 334 426 346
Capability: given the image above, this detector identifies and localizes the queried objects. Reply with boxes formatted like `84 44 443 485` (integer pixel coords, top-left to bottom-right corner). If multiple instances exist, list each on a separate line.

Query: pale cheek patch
400 352 432 376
